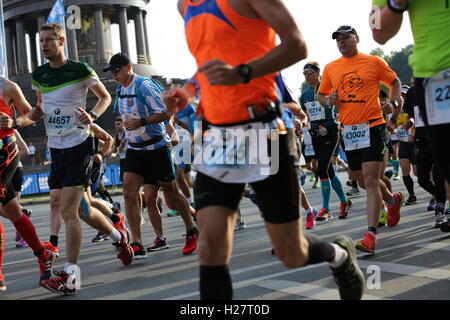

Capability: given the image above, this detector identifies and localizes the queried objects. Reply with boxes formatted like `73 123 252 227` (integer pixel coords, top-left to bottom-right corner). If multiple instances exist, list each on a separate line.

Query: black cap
332 25 358 39
103 53 131 72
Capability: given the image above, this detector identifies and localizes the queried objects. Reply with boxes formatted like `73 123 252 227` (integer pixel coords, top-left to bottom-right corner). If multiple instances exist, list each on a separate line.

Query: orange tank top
0 78 14 139
184 0 278 125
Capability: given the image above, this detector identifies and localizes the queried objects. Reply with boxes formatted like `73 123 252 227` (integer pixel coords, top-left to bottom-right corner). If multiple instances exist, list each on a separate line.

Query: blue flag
46 0 69 57
0 0 7 78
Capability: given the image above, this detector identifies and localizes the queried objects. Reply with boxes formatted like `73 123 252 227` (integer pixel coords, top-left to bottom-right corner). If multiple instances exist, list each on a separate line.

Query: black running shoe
330 236 365 300
405 195 417 206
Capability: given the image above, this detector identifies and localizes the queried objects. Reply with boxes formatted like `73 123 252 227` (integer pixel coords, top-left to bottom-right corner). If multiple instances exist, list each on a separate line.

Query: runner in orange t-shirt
318 26 404 254
162 1 365 301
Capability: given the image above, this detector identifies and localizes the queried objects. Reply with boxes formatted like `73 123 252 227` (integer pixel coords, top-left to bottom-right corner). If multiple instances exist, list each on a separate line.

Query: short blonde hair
40 23 65 40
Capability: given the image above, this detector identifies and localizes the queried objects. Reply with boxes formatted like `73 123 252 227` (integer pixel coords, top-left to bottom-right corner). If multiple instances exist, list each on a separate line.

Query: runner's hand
123 118 141 130
0 112 13 129
327 90 339 106
381 101 393 115
92 153 102 164
77 107 94 125
28 105 44 121
163 87 189 115
387 119 396 132
403 120 413 130
200 59 242 86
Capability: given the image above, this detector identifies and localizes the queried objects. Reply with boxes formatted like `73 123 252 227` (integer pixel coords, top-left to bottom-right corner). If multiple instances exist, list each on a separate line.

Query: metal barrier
21 164 122 196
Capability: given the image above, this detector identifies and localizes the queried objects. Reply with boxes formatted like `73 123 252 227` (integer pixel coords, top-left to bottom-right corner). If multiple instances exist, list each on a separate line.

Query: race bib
342 122 370 151
194 122 273 183
424 68 450 126
397 126 410 142
44 107 77 137
304 144 315 156
305 101 326 121
123 112 146 139
414 106 425 128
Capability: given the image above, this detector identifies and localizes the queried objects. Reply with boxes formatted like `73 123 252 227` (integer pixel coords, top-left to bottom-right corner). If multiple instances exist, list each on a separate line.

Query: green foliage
370 44 414 86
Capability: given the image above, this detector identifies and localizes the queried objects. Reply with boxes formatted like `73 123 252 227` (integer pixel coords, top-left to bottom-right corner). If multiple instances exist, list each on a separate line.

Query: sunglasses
110 66 123 74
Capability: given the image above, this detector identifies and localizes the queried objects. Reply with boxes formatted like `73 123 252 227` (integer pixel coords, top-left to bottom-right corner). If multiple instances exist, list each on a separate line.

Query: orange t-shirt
318 53 397 127
183 0 278 125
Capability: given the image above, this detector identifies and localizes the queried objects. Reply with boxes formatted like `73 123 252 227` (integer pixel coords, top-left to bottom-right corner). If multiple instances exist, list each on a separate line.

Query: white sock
108 228 122 242
64 262 78 273
305 207 312 215
187 197 193 204
329 244 348 268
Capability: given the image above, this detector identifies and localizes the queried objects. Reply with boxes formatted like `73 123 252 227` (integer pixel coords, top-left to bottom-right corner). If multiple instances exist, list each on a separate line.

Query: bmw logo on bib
352 125 357 131
54 108 60 115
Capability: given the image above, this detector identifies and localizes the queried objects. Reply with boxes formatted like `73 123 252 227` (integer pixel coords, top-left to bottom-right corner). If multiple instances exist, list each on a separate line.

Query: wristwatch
88 111 98 120
390 100 399 109
12 118 20 129
237 64 252 84
140 118 147 126
387 0 409 13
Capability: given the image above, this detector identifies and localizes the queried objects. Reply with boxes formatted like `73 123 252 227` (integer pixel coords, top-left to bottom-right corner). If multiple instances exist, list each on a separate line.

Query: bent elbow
372 30 389 45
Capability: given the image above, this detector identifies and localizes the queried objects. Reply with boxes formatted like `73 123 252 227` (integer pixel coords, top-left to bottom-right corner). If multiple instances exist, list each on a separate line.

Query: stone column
5 24 16 76
118 5 130 56
134 9 147 64
66 27 78 61
29 29 39 70
15 17 28 74
94 6 107 64
142 10 151 65
37 13 47 65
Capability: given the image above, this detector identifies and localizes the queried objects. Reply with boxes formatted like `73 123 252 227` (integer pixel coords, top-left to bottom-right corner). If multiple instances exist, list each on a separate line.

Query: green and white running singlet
373 0 450 78
32 60 99 149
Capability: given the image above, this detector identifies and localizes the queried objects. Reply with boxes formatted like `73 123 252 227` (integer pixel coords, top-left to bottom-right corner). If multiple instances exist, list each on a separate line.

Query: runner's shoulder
32 60 96 82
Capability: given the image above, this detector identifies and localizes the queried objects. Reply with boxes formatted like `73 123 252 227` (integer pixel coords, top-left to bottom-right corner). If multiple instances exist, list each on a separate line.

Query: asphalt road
0 171 449 303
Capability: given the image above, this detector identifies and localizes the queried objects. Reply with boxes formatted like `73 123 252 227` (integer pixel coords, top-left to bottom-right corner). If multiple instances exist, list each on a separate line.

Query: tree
370 44 414 86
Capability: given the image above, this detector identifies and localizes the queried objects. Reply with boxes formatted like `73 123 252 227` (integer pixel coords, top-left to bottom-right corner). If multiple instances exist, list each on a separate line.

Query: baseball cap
103 53 131 72
332 25 358 39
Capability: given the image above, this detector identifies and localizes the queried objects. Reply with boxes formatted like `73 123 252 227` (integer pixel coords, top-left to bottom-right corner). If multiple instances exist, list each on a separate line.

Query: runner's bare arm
166 121 180 147
3 80 36 128
370 3 405 45
317 90 338 108
284 102 307 122
123 112 170 131
83 82 112 123
14 130 30 157
90 123 114 157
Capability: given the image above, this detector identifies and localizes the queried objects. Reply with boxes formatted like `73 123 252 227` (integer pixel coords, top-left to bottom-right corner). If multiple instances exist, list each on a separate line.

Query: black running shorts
398 141 417 165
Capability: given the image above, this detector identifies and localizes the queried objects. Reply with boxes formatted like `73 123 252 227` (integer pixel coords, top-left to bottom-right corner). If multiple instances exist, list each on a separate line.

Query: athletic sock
200 265 232 300
13 214 42 254
330 175 348 203
320 180 332 211
107 228 122 242
368 227 377 235
49 235 59 248
0 222 5 281
314 170 319 184
392 159 400 174
305 235 336 265
187 227 198 237
403 175 415 197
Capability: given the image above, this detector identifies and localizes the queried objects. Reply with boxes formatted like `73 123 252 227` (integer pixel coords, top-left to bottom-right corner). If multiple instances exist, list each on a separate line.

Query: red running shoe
386 192 404 227
40 271 76 296
113 213 126 231
316 208 332 221
38 249 58 282
355 232 376 254
182 228 198 255
113 228 134 266
339 200 353 219
305 208 318 230
42 241 59 257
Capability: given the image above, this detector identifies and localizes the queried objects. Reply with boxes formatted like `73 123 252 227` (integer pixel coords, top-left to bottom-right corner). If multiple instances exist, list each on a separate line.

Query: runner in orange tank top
163 0 366 301
0 77 58 291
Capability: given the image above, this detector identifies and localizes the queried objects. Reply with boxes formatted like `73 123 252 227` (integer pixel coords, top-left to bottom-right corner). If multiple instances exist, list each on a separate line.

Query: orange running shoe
386 192 404 227
355 232 376 254
42 241 59 257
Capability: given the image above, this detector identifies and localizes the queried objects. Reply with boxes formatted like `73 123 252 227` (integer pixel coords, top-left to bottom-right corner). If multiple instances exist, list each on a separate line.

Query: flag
46 0 69 57
0 0 8 78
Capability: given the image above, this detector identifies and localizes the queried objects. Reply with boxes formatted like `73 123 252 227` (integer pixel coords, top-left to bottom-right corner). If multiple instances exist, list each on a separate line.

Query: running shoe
234 219 247 230
346 187 360 197
312 181 320 189
440 221 450 233
22 208 32 217
42 241 59 257
147 237 170 252
355 232 376 254
386 192 404 227
427 199 437 211
40 271 76 296
305 208 318 230
330 236 365 300
183 228 198 255
131 242 147 260
393 173 400 180
434 212 446 229
113 228 134 266
92 232 110 243
346 180 353 187
15 239 28 247
111 201 121 214
0 280 6 292
384 169 393 180
309 174 315 182
378 207 388 227
339 200 352 219
316 208 332 221
405 195 417 206
38 249 58 282
300 171 307 186
167 210 179 217
113 213 126 231
15 232 21 242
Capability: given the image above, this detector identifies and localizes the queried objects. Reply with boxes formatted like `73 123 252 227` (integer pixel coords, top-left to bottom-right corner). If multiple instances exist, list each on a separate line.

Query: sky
140 0 414 101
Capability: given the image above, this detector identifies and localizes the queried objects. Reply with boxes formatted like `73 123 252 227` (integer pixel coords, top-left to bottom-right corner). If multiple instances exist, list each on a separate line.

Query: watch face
240 65 250 75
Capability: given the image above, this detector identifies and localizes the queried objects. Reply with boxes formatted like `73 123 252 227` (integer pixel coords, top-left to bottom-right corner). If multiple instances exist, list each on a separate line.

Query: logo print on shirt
184 0 237 30
340 71 364 94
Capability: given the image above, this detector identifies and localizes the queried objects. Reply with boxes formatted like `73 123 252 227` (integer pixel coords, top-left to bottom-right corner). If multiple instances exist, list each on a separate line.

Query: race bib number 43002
425 68 450 126
342 122 371 151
